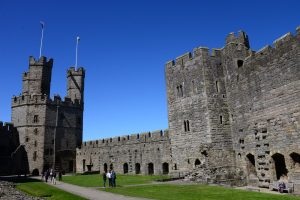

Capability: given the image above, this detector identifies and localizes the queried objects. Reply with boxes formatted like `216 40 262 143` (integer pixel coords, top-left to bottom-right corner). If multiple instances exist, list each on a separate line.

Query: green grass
102 184 300 200
15 179 87 200
62 174 169 187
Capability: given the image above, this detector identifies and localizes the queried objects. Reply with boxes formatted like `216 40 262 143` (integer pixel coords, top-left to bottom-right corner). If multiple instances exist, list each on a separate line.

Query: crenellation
273 32 293 48
29 56 53 67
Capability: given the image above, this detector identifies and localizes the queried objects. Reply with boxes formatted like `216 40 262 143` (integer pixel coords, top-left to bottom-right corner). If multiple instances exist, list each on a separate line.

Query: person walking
102 172 107 188
52 171 57 185
106 170 112 187
111 170 116 187
45 169 50 183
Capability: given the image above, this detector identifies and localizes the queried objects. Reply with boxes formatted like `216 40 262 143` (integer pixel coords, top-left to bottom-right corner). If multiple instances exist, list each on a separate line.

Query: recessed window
34 140 37 147
184 120 190 132
216 81 220 93
33 115 39 123
34 128 38 135
220 116 223 124
25 137 29 142
237 60 244 68
33 151 37 161
176 84 183 97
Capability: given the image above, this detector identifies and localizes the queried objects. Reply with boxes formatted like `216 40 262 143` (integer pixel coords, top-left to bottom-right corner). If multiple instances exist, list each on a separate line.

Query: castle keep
77 27 300 189
11 56 85 175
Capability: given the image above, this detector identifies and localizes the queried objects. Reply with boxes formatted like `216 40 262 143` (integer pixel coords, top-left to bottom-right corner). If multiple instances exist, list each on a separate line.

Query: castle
76 26 300 190
0 26 299 191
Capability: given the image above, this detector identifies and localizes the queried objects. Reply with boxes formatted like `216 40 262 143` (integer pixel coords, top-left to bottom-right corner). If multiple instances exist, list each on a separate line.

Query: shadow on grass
0 176 41 184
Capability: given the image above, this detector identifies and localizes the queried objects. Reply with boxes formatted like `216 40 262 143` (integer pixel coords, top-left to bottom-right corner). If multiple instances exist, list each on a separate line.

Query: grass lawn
62 174 169 187
15 179 87 200
102 184 300 200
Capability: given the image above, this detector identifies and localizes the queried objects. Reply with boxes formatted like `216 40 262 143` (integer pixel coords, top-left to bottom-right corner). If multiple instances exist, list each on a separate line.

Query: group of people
102 169 116 188
42 168 62 184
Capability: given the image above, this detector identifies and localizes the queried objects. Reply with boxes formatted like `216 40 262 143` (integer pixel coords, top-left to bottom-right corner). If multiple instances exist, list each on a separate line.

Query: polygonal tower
12 56 85 175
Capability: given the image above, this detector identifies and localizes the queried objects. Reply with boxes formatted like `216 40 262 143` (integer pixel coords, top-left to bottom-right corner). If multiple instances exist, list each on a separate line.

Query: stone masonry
11 56 85 175
77 27 300 191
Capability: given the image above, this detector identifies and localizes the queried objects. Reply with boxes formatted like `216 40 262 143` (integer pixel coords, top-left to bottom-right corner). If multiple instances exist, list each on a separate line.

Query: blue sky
0 0 299 141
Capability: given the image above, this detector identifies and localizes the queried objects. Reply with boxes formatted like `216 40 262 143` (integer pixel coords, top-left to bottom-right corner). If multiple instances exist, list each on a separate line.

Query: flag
40 21 45 29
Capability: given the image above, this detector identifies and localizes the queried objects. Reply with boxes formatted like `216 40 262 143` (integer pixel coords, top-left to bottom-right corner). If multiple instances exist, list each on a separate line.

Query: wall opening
32 168 39 176
123 163 129 174
135 163 141 174
290 152 300 169
162 163 169 174
220 115 223 124
104 163 108 173
110 163 114 170
272 153 288 180
83 159 86 172
195 159 201 167
237 60 244 68
246 153 256 176
148 163 154 175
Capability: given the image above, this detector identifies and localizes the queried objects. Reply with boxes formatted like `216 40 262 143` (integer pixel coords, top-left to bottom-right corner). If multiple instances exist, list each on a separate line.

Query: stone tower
11 56 85 175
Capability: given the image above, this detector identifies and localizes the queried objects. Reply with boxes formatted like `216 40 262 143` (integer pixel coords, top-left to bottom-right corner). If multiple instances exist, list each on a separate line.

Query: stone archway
123 163 128 174
162 162 169 174
272 153 288 180
246 153 257 176
290 152 300 169
135 163 141 174
148 163 154 175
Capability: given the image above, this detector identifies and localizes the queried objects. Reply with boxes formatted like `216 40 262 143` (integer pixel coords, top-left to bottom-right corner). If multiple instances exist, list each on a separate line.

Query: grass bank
62 174 169 187
15 178 86 200
102 184 300 200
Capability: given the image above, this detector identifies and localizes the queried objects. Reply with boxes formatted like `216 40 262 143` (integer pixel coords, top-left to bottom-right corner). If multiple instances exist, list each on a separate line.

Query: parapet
67 67 85 77
80 129 169 149
29 56 53 67
11 94 82 108
166 46 222 69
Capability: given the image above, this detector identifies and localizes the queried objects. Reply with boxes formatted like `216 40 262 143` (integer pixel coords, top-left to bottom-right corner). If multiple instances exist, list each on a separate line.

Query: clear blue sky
0 0 299 141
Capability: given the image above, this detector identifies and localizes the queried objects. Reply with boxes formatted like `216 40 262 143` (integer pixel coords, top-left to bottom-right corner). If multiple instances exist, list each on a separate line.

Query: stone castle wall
76 130 171 175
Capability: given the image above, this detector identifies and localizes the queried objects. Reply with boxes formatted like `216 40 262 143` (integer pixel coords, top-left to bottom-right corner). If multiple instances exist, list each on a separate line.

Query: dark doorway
32 168 39 176
162 163 169 174
69 160 74 172
83 159 86 172
246 153 256 175
195 159 201 166
104 163 108 173
123 163 128 174
135 163 141 174
290 152 300 168
272 153 288 180
148 163 154 175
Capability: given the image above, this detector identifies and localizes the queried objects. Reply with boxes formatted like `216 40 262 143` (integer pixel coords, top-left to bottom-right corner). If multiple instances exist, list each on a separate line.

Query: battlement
80 129 169 149
0 122 14 133
244 27 300 63
11 94 82 107
29 56 53 67
166 47 222 68
67 67 85 77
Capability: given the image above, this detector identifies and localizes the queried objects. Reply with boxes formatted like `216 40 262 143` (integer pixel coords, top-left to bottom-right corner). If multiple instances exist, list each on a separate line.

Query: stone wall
11 56 85 175
76 130 171 175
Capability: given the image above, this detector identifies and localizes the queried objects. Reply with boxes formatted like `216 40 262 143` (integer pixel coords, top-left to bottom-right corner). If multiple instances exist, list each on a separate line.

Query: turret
225 31 250 49
67 67 85 103
22 56 53 96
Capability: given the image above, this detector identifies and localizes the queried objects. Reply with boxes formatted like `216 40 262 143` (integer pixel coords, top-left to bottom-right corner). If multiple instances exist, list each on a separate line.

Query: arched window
33 115 39 123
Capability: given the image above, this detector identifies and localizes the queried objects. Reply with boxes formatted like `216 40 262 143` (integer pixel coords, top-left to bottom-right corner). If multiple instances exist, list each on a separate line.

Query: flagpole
39 21 45 58
75 36 80 70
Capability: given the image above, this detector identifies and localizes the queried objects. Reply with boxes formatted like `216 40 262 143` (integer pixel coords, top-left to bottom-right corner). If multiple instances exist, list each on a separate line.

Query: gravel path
35 177 150 200
0 180 42 200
